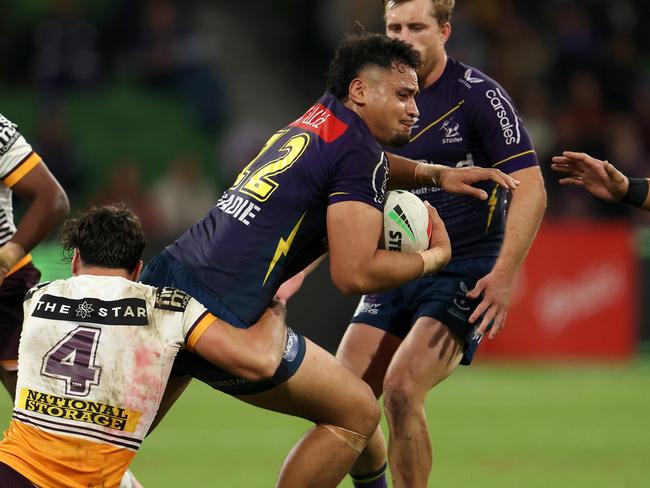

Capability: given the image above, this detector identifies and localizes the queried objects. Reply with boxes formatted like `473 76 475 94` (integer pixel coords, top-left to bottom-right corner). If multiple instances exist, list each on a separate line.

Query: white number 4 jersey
0 274 215 488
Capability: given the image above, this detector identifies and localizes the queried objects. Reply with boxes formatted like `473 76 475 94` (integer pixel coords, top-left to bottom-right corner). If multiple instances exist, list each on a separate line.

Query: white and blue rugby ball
382 190 432 253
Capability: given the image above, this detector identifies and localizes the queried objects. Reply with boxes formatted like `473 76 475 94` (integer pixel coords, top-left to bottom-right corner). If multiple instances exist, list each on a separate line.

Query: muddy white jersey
0 274 215 488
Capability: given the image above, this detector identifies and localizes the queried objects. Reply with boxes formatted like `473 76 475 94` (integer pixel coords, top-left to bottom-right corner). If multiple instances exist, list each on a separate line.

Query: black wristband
623 177 649 207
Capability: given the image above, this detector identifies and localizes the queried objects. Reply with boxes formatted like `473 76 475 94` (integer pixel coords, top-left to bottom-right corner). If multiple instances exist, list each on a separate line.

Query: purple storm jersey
168 93 389 323
395 57 538 260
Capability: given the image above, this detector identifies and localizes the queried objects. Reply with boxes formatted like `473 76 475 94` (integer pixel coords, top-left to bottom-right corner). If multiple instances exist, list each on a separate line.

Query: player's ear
440 22 451 44
71 249 81 275
130 260 144 281
348 78 367 105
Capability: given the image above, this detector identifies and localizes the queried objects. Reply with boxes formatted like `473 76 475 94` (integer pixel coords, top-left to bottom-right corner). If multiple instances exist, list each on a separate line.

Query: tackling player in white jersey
0 205 288 487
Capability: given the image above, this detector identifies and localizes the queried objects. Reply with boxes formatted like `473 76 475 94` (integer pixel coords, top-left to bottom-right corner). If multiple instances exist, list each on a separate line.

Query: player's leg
0 363 17 399
336 323 401 486
235 338 381 488
0 264 41 399
383 317 463 488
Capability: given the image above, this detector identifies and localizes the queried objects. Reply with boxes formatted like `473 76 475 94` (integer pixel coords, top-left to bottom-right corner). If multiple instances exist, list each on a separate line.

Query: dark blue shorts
140 250 306 395
0 462 35 487
350 257 497 365
0 263 41 360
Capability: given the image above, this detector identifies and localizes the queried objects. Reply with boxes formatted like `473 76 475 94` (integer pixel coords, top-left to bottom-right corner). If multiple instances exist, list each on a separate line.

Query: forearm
386 153 442 189
195 318 286 382
493 168 546 276
12 185 69 253
332 249 432 294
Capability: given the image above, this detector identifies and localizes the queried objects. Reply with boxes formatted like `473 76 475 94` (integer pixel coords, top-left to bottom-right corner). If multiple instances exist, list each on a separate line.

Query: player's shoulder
24 280 53 301
296 92 380 153
0 112 22 157
449 58 510 99
153 286 192 312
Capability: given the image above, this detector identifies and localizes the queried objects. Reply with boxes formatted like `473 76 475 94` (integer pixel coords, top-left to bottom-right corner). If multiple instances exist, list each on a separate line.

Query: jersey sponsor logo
459 69 484 89
32 295 148 325
290 103 348 143
411 186 437 196
354 300 381 316
485 88 520 145
76 301 94 319
282 327 300 362
215 191 261 226
464 69 484 84
155 287 190 312
18 388 141 432
439 117 462 144
0 114 20 156
372 153 389 205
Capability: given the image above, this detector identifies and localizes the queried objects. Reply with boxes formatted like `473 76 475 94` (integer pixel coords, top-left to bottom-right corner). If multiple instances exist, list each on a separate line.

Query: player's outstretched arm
0 163 69 284
467 166 546 338
192 303 288 382
326 200 450 295
551 151 650 209
386 153 519 198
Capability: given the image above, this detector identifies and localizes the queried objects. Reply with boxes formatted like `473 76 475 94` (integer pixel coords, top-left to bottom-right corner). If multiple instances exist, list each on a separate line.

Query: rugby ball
382 190 432 253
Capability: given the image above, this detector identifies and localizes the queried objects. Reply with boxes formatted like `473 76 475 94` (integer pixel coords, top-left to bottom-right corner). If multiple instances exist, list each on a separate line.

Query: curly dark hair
326 33 421 100
59 204 146 272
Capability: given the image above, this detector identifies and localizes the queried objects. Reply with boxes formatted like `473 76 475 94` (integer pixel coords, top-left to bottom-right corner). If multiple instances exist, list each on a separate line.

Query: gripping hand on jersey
415 163 519 200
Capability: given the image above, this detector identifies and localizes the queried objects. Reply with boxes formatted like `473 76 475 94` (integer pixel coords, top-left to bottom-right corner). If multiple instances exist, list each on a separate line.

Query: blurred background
1 0 649 486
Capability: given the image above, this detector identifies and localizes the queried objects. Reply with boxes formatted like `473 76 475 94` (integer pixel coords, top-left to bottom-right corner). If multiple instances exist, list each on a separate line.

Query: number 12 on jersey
231 130 311 202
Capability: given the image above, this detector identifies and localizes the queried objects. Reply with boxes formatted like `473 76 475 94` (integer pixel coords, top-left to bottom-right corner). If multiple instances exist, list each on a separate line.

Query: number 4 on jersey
41 326 102 397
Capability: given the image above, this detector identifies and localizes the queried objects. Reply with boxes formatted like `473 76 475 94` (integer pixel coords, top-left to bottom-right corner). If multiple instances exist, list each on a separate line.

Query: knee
383 375 421 418
359 383 382 436
343 381 381 438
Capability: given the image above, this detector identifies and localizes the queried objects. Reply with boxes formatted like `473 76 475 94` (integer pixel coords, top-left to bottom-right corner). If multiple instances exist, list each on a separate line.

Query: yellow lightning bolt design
263 211 307 285
485 185 500 234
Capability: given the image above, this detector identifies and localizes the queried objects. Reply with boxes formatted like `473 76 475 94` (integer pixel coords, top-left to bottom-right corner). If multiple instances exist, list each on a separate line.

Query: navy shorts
351 257 497 365
0 263 41 361
140 250 306 395
0 462 35 487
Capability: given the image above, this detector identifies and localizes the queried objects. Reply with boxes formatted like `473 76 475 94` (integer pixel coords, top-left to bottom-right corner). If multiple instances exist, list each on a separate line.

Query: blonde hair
383 0 455 25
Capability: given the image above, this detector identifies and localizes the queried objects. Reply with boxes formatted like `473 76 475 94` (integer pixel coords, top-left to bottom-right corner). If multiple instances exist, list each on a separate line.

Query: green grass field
14 248 650 486
3 360 647 487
